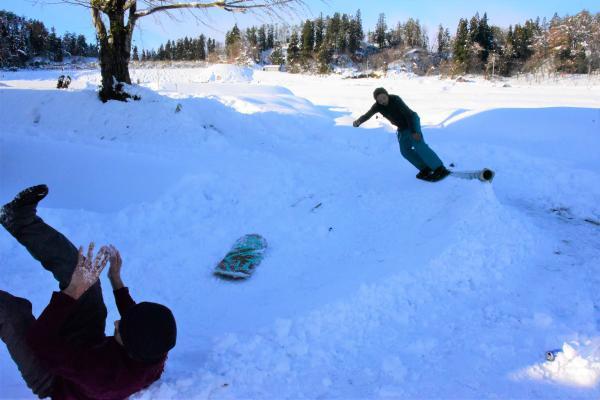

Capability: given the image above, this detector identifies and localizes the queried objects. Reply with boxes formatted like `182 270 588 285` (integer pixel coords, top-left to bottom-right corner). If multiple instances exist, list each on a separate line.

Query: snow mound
202 64 254 83
513 341 600 388
119 66 254 89
134 183 537 400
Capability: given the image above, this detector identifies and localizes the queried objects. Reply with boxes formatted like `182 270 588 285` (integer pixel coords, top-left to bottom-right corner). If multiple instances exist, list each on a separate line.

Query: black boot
0 185 48 228
429 166 451 182
416 168 432 181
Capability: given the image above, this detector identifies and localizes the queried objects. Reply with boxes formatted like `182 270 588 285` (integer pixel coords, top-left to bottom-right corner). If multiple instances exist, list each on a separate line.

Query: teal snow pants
397 113 444 171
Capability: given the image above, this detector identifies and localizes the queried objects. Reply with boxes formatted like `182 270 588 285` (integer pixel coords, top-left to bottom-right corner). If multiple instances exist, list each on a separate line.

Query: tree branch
126 1 137 46
135 0 294 19
123 0 137 10
92 5 108 40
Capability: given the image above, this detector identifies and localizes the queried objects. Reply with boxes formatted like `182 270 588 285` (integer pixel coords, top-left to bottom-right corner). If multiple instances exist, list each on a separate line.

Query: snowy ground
0 65 599 399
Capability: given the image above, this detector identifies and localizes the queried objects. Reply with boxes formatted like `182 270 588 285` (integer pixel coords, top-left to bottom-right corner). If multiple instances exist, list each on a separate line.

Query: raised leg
1 186 108 346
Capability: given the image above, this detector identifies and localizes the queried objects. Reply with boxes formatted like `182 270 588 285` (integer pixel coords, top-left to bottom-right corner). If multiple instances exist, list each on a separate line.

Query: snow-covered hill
1 66 599 399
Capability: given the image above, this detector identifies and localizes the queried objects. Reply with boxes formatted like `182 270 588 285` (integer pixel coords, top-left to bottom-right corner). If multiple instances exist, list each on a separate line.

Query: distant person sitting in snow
353 87 450 182
0 185 176 399
56 75 71 89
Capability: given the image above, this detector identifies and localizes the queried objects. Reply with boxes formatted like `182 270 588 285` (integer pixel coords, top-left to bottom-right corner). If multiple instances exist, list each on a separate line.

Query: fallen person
0 184 177 399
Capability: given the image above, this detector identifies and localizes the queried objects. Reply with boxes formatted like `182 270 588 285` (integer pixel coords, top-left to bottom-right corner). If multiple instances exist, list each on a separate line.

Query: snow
514 341 600 388
1 66 599 399
133 64 255 86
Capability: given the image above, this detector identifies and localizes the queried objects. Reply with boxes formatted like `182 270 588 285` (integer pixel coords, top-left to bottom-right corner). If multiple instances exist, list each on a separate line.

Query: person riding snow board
353 88 450 182
0 185 177 399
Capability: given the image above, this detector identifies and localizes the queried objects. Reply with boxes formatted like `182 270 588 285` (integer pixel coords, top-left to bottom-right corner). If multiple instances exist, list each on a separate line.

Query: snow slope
0 66 599 399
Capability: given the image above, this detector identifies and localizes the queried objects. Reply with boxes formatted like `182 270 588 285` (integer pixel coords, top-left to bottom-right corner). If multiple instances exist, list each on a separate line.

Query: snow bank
435 107 600 222
128 65 254 88
203 64 254 83
513 341 600 388
136 183 538 400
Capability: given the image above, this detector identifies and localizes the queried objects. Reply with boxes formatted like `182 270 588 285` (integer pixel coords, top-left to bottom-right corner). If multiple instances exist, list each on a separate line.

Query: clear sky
2 0 598 50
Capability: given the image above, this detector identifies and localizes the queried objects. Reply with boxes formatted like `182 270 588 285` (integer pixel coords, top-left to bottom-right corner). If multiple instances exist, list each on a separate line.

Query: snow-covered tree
437 25 451 61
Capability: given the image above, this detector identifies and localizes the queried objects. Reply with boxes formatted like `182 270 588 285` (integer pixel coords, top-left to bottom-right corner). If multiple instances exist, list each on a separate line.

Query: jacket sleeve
355 103 379 126
114 287 136 317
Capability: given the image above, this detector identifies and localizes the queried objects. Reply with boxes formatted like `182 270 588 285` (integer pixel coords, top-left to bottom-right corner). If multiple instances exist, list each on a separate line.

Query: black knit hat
119 302 177 362
373 87 388 100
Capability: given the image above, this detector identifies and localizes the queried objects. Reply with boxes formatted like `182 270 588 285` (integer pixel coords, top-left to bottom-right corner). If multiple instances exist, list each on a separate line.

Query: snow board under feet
214 234 268 280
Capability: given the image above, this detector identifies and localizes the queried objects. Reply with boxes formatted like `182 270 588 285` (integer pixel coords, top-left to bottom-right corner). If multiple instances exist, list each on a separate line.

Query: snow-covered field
1 65 599 399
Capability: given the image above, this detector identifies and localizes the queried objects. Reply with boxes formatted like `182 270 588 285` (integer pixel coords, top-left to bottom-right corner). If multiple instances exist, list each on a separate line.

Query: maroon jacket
26 288 166 400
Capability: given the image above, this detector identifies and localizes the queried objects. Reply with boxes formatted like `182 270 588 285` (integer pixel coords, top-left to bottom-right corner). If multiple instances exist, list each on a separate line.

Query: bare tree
52 1 300 101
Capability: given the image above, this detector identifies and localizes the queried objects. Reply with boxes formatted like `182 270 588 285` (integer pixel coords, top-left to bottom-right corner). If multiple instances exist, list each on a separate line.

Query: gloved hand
353 120 360 128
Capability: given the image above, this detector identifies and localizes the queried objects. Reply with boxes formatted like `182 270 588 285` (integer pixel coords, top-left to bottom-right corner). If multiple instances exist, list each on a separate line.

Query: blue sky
3 0 598 50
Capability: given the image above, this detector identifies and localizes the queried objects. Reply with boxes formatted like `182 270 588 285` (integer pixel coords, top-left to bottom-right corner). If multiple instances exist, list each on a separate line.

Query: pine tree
267 25 275 49
348 10 364 55
453 18 470 73
184 36 193 60
225 24 242 61
314 13 325 50
328 13 342 51
437 25 451 60
271 41 285 65
28 20 48 57
63 32 77 56
76 34 88 56
287 30 300 69
477 12 494 62
469 13 480 44
132 45 139 61
375 13 387 49
245 27 259 61
301 19 315 60
386 22 402 48
48 27 63 62
165 40 172 60
337 14 349 52
198 34 206 61
258 25 267 52
317 43 333 73
404 18 425 48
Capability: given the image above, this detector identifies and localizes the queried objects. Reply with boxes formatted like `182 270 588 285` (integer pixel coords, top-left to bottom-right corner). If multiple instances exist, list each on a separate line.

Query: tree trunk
93 3 137 102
